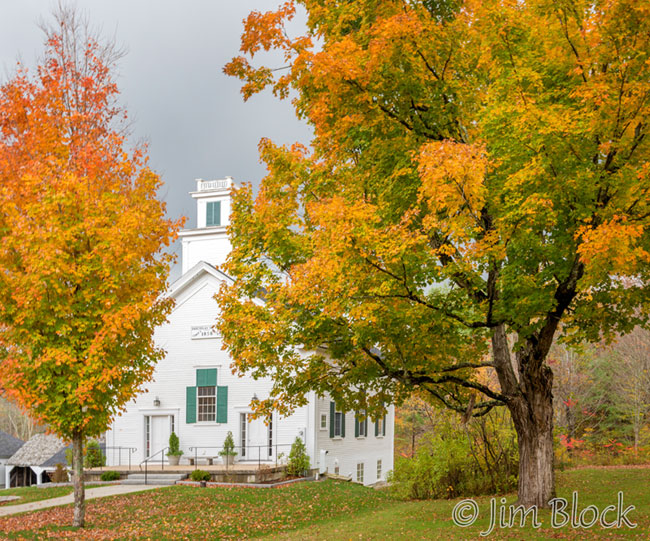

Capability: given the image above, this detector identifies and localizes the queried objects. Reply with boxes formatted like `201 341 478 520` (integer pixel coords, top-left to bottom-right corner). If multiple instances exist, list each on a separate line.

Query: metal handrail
139 446 169 485
188 444 294 470
101 447 137 470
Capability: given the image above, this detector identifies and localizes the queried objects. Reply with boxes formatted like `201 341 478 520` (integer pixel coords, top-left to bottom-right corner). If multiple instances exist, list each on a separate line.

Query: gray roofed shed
7 433 67 467
0 430 23 459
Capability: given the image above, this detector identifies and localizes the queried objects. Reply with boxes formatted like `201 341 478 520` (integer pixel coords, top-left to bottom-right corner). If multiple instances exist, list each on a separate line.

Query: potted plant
167 431 183 466
219 430 238 466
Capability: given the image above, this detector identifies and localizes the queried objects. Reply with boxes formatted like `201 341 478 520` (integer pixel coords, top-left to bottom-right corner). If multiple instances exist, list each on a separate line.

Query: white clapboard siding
107 179 395 485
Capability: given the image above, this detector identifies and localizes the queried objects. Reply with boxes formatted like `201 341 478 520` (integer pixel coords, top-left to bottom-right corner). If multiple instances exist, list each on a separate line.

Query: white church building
105 177 394 485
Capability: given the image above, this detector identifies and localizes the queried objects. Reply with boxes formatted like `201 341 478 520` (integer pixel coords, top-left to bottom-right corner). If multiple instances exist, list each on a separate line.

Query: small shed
0 430 24 489
5 433 69 487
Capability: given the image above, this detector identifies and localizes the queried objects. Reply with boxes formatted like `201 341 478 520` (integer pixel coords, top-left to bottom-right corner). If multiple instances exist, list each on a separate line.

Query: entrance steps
122 472 187 486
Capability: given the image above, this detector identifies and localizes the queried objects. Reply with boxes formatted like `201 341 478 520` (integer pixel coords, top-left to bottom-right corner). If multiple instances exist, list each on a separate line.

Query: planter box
221 455 236 466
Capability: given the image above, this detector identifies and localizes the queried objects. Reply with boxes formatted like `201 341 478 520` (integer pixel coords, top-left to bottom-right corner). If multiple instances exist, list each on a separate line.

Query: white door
148 415 171 461
247 415 271 461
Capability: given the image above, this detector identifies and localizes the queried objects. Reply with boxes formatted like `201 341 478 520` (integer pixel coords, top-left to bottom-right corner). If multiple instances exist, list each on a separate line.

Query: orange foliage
0 23 182 439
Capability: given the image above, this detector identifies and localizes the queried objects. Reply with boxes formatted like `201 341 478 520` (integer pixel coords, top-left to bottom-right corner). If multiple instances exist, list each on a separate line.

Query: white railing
197 178 230 192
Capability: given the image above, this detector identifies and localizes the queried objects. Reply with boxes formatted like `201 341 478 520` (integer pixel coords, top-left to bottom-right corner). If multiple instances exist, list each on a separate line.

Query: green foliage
220 0 650 425
189 469 211 482
84 439 105 469
389 411 518 500
552 336 650 468
51 463 69 483
167 431 183 457
286 437 310 477
219 431 237 457
100 471 121 481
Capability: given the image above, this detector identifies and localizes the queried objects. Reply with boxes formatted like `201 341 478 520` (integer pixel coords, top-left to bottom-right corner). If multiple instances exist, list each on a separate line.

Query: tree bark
72 431 85 528
508 388 556 508
491 326 556 508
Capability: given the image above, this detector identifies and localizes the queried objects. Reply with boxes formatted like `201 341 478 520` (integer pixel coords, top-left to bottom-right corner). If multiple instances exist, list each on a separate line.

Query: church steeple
178 177 238 274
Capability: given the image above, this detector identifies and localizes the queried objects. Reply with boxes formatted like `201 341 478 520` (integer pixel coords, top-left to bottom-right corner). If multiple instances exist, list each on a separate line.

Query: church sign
191 325 221 340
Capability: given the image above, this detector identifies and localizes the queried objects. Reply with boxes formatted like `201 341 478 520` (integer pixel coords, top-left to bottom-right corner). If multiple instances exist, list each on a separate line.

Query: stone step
121 478 179 486
127 473 186 480
123 472 187 485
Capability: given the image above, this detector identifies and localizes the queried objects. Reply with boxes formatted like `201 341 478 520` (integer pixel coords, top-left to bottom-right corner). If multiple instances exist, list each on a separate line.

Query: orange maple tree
221 0 650 508
0 10 181 527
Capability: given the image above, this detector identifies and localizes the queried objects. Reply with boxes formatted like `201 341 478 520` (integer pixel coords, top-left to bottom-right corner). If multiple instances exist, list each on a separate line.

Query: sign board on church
191 325 221 339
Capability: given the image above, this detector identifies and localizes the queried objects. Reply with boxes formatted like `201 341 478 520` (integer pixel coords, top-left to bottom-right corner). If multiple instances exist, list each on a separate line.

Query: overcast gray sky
0 1 312 279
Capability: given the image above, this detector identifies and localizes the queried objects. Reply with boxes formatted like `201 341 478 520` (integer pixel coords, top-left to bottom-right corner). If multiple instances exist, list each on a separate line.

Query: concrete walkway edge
0 484 166 517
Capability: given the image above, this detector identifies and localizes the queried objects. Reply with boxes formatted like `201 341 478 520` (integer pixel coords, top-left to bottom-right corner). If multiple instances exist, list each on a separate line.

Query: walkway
0 484 166 517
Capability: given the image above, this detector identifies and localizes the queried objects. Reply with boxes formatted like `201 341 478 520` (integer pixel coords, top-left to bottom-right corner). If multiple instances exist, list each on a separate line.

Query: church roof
167 261 235 299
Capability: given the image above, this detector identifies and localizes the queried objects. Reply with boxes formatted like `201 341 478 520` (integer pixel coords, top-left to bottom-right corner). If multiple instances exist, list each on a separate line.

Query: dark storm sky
0 1 312 280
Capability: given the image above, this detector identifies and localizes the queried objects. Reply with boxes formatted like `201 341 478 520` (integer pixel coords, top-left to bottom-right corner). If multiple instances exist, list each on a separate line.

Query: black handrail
101 447 137 470
139 446 169 485
188 444 294 470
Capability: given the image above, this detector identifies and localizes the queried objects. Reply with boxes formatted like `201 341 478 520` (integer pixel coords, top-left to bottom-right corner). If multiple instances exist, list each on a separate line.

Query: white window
356 462 364 483
197 386 216 422
206 201 221 226
240 413 247 457
376 416 385 436
145 416 151 457
320 413 328 430
377 459 382 479
357 411 368 438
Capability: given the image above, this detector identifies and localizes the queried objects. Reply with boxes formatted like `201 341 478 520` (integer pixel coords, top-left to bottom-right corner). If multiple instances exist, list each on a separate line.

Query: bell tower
178 177 238 274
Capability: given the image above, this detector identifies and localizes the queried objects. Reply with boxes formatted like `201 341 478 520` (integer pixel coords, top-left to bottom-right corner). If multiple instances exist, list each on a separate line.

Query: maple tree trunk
510 402 555 508
507 368 556 509
72 431 85 528
492 327 556 509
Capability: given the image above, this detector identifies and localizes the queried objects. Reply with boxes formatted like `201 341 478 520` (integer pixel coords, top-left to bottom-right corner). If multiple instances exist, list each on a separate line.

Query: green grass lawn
0 484 101 507
0 468 647 539
273 468 650 540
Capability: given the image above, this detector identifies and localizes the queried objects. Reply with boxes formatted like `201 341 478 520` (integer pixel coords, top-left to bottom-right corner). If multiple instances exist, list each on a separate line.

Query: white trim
32 466 44 486
192 364 223 369
179 226 228 237
167 261 233 300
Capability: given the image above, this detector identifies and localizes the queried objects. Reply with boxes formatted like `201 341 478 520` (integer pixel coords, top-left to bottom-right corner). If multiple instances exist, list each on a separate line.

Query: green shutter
196 368 216 387
186 387 197 424
207 201 221 226
382 414 387 436
216 386 228 423
341 411 346 438
375 418 379 437
354 413 360 438
329 402 335 438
